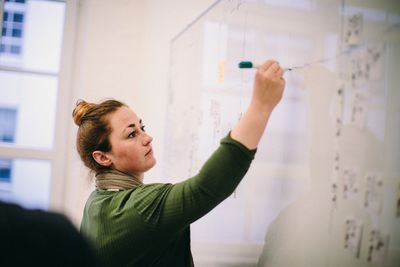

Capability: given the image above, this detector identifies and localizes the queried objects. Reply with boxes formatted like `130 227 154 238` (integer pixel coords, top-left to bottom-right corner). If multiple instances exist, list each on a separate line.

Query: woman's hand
251 60 285 114
231 59 286 149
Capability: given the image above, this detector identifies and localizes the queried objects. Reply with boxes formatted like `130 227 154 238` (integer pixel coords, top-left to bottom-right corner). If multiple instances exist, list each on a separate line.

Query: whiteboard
163 0 400 266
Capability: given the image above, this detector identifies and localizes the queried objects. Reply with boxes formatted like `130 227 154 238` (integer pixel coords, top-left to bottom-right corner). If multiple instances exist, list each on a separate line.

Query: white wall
62 0 215 226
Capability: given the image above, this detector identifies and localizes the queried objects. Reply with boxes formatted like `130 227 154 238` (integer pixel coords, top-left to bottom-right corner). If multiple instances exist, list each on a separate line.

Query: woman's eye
128 131 136 138
141 125 146 132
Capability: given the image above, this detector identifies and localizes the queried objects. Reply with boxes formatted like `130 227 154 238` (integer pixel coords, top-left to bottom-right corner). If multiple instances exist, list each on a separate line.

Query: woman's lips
145 149 153 156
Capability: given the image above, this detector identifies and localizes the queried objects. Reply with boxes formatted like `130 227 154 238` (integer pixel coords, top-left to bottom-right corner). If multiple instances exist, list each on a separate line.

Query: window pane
0 0 65 72
0 159 12 182
12 28 22 37
0 107 17 142
0 157 51 210
0 71 57 149
10 45 20 53
13 13 23 23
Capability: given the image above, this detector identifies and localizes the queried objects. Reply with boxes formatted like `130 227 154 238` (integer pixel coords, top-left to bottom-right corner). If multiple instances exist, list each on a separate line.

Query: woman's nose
142 132 153 145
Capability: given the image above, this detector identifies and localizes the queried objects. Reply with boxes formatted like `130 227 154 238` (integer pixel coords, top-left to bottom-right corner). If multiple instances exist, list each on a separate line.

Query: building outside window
1 0 25 56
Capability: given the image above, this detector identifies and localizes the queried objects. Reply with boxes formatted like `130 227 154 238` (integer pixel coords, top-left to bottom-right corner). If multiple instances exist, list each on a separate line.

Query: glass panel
0 0 65 72
0 70 58 149
0 157 51 210
0 159 12 182
0 107 17 142
166 0 316 246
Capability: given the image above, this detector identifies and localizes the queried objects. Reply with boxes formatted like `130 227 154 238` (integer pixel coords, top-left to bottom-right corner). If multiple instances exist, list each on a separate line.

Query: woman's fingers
257 59 285 85
258 60 276 72
263 61 283 78
276 67 284 77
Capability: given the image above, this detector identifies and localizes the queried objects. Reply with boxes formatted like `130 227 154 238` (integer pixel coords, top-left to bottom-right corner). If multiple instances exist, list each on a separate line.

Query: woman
73 60 285 266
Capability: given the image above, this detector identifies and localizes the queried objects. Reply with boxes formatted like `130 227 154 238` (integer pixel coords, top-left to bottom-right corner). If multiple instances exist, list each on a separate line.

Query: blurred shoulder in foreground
0 201 101 267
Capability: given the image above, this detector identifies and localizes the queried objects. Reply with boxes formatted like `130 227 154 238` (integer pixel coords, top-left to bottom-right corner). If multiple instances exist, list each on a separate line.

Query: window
6 1 26 3
0 159 12 182
0 0 67 210
1 0 25 56
0 158 13 202
0 107 17 143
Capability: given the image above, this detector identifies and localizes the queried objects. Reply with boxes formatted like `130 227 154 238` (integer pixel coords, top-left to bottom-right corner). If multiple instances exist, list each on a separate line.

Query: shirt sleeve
133 132 257 232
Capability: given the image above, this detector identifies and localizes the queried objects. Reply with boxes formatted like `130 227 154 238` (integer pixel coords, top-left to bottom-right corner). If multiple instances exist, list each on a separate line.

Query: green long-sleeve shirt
80 134 256 267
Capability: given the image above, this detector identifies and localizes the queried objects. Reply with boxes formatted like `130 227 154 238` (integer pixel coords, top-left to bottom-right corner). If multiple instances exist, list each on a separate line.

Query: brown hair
72 99 126 173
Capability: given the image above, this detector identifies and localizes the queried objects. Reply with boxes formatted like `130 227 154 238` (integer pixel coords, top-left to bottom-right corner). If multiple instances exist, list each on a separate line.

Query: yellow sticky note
218 60 225 83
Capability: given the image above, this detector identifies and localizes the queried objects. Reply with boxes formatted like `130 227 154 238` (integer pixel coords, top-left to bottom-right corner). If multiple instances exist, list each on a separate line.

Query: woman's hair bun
72 99 95 126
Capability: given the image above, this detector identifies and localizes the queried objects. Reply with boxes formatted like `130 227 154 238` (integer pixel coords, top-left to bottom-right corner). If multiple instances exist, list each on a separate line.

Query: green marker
238 61 256 68
238 61 292 71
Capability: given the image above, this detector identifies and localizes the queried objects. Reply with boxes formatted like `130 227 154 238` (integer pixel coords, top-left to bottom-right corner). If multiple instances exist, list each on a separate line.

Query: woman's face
105 106 156 180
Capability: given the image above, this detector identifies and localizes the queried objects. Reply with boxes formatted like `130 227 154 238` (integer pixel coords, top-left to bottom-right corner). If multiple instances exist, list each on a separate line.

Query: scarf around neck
95 169 143 191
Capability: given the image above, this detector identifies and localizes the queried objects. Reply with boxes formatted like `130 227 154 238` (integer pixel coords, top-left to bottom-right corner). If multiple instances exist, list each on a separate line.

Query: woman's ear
92 151 112 167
